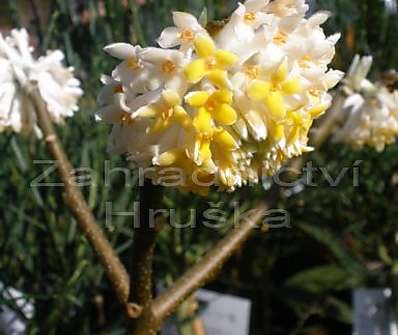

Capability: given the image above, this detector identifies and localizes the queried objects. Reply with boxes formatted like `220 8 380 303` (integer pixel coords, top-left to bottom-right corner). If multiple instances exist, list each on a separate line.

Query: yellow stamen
120 112 134 126
205 56 218 69
299 55 312 69
179 28 194 42
126 57 139 70
162 60 176 74
244 11 256 23
273 31 288 45
309 88 321 97
162 108 174 120
245 65 260 80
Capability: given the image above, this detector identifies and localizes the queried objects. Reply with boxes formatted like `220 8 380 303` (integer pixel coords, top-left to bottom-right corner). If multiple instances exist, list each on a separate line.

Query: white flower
264 0 309 16
99 0 342 195
0 29 82 136
343 54 375 94
156 11 207 50
333 55 398 151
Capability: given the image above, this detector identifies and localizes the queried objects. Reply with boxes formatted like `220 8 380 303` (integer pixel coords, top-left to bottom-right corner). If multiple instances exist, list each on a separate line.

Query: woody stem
27 83 130 308
130 202 268 335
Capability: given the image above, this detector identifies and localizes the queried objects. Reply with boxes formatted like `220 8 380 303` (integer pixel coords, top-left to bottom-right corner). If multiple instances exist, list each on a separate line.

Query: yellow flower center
179 28 194 42
309 88 321 97
205 56 218 69
244 12 256 23
299 55 312 69
273 32 288 45
120 112 134 126
162 108 174 120
245 65 260 80
126 57 139 70
162 60 176 74
206 100 217 111
199 132 213 142
184 35 238 88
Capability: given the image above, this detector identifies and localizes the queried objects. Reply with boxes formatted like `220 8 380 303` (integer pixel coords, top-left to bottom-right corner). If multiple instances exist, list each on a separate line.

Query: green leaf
298 222 368 280
285 265 361 293
379 244 393 265
326 296 353 324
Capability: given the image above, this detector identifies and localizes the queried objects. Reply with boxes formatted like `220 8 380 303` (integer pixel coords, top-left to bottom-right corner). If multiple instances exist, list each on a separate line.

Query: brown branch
128 182 162 323
131 202 268 334
27 84 130 306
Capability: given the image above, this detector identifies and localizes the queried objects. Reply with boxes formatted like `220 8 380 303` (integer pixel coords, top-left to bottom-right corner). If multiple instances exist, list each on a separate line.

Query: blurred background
0 0 398 334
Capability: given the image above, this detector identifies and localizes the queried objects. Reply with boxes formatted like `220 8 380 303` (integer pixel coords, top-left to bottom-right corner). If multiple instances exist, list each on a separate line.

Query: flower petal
104 43 138 59
173 11 202 30
157 27 181 48
162 90 181 107
215 50 239 67
213 130 238 150
264 91 287 120
185 91 210 107
207 70 230 89
193 107 213 133
184 59 207 83
247 80 271 101
155 149 181 166
212 103 237 126
194 35 215 58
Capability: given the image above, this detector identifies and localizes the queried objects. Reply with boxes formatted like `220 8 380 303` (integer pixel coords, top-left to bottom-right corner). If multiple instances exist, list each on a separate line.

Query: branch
152 202 268 320
132 202 268 334
27 84 130 306
128 182 162 321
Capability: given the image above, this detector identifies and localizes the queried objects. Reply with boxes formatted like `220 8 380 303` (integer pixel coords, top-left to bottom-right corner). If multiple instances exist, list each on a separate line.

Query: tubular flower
333 55 398 152
0 29 82 136
98 0 342 194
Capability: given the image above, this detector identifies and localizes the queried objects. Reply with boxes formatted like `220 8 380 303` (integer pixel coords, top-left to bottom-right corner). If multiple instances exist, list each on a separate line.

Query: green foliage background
0 0 398 334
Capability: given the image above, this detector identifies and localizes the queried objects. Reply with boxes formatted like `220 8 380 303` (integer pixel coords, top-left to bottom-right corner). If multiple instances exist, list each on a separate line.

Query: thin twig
152 202 268 321
27 83 130 306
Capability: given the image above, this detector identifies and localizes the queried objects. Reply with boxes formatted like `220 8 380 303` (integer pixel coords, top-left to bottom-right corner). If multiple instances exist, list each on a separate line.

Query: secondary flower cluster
333 55 398 152
0 29 82 137
98 0 343 195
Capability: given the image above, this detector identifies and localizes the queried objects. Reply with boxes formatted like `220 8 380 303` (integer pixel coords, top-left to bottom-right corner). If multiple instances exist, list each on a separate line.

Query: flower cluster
333 55 398 152
98 0 343 195
0 29 82 137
